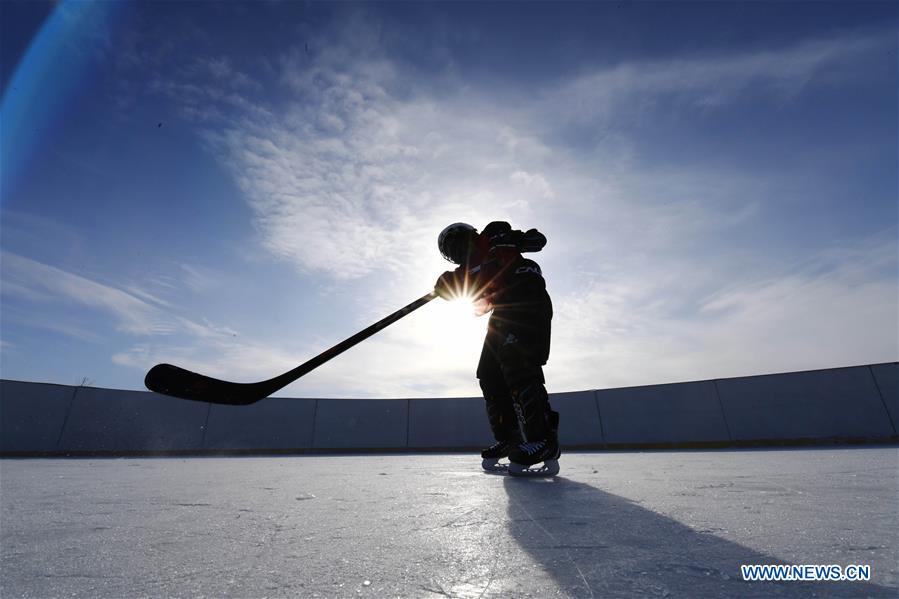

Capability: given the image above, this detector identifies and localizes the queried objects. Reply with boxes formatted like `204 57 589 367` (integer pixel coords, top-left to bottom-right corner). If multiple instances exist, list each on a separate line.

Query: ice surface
1 448 897 597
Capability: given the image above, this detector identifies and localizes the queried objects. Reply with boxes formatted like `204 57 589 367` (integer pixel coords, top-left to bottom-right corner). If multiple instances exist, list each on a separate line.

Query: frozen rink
2 447 897 598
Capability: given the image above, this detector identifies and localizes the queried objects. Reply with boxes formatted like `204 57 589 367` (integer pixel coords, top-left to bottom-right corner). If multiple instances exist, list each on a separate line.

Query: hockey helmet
438 222 477 264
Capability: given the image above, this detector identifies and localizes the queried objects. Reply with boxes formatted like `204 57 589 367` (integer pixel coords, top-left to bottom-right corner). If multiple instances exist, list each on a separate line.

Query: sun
419 294 488 359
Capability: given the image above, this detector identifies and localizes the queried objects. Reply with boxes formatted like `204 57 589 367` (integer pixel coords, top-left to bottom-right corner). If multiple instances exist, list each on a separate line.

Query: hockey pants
477 314 557 443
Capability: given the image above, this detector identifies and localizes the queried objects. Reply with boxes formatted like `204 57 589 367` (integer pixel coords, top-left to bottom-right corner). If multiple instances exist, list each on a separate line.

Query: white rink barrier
0 363 896 455
870 363 898 430
204 398 316 451
0 381 74 453
597 380 729 445
312 399 408 450
408 397 491 449
715 366 894 442
548 391 605 446
57 387 207 453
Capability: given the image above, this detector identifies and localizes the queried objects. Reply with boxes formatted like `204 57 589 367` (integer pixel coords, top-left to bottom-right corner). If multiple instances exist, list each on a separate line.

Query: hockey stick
145 291 438 405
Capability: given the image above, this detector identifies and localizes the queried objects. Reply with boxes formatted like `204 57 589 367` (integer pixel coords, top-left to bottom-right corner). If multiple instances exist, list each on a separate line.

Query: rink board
57 387 207 452
717 366 894 441
203 398 316 451
870 363 899 435
596 380 729 445
408 397 491 448
0 380 74 453
312 399 408 449
2 362 897 455
550 390 605 446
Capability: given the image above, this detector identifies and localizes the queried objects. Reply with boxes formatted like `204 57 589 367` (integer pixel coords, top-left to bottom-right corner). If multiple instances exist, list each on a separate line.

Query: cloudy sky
1 1 896 398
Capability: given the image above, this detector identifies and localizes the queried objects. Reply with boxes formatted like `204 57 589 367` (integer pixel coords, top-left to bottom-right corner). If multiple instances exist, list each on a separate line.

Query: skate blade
508 459 560 477
481 457 509 474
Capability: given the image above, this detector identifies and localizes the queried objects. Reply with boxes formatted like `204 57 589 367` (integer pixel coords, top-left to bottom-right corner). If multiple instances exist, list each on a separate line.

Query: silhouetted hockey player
434 222 560 476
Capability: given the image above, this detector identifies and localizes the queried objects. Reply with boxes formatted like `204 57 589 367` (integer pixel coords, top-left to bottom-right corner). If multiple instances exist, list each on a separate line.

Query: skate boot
481 439 514 473
480 382 520 473
508 437 561 477
509 409 561 477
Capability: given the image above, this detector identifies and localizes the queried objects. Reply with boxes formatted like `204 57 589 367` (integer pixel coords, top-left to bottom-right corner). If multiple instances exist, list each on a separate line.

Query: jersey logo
515 265 541 275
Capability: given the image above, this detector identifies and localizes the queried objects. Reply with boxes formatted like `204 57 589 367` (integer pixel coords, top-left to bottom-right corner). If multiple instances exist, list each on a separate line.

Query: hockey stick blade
145 291 438 405
144 363 272 405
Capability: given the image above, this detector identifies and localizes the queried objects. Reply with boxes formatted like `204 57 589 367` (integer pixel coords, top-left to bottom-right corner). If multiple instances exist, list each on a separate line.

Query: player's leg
496 326 560 475
476 320 520 471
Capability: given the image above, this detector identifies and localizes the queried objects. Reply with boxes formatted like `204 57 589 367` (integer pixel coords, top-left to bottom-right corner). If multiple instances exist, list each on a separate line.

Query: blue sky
1 1 896 398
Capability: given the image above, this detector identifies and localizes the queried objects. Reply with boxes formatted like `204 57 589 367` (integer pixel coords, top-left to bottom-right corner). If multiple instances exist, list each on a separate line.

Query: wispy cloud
2 252 252 355
1 251 174 336
1 302 104 343
123 285 173 309
154 24 891 286
547 233 898 390
110 338 299 382
545 30 892 126
0 250 310 388
178 262 220 294
174 316 239 340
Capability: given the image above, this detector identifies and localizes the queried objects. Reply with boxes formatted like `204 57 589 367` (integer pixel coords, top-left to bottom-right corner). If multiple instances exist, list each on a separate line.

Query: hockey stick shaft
145 291 438 404
265 290 438 391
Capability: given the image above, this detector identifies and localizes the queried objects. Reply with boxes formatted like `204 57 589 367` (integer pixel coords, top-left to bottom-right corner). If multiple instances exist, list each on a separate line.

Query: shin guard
479 379 519 443
510 382 552 442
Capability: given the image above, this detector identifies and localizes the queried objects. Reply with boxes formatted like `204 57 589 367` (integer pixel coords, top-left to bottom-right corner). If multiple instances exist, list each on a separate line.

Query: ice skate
508 410 560 477
508 437 561 477
481 439 513 473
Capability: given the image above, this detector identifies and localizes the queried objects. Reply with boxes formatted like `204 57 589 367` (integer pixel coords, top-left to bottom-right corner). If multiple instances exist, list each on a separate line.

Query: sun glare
420 295 488 360
446 295 476 316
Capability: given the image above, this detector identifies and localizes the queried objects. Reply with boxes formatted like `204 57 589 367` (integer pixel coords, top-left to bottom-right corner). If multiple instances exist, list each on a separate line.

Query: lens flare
1 0 125 201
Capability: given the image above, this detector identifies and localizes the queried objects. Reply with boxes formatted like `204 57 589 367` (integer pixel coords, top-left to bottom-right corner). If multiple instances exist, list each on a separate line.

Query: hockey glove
484 222 546 253
483 221 515 248
434 269 462 300
517 228 546 253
